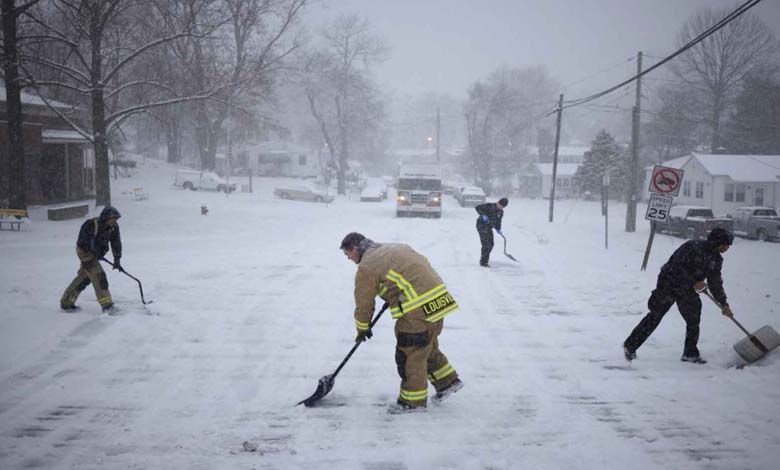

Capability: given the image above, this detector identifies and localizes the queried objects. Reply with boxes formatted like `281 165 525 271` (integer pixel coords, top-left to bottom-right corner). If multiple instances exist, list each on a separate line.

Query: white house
217 141 319 178
518 163 581 198
643 153 780 216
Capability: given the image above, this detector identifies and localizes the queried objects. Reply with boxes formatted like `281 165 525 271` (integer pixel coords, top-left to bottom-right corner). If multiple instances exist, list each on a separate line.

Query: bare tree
163 0 307 171
1 0 40 209
19 0 222 205
301 15 389 194
672 7 778 152
464 66 557 194
644 83 702 163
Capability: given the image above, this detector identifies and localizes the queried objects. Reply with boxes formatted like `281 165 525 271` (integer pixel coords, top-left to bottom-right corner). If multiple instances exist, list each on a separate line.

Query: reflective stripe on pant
478 228 493 265
394 319 458 407
624 284 702 357
60 247 112 308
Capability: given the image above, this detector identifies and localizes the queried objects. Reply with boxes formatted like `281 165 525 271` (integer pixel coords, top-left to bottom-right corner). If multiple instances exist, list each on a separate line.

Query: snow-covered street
2 159 779 470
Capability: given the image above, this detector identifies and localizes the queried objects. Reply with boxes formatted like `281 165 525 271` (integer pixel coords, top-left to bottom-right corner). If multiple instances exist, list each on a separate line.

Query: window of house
736 184 745 202
724 183 734 202
683 181 691 197
298 154 306 165
695 182 704 199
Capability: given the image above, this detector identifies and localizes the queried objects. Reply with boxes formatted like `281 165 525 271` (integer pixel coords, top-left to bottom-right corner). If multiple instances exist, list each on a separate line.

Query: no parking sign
649 165 684 197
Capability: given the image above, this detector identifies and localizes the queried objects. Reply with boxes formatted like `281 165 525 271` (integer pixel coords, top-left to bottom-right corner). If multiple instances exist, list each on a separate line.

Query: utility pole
626 51 642 232
436 107 441 163
548 94 563 223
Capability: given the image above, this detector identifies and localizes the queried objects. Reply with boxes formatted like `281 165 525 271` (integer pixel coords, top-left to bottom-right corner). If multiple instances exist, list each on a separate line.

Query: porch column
64 143 70 199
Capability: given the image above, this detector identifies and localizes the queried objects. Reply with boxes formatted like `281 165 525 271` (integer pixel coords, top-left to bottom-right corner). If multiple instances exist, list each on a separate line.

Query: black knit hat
340 232 366 250
707 227 734 246
498 197 509 207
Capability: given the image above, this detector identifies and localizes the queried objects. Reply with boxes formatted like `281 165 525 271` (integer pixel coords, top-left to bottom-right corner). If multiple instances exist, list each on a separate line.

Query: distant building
217 141 319 178
643 153 780 216
1 85 94 217
527 145 589 164
518 163 581 198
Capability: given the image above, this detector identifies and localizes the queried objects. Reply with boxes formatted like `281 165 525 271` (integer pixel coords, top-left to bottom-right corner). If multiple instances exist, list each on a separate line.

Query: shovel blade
733 325 780 364
504 252 519 262
297 374 335 407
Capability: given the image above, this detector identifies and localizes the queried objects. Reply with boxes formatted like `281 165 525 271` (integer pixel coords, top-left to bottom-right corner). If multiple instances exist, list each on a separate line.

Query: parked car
273 184 334 203
360 181 386 202
731 206 780 241
174 169 236 192
659 205 733 239
458 186 486 207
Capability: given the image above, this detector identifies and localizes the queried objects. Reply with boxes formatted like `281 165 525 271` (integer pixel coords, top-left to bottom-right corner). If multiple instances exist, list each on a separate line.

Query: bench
0 209 28 231
133 187 149 201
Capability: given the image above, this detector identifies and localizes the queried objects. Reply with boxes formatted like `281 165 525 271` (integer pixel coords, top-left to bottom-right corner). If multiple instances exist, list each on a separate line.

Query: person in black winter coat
475 198 508 267
60 206 123 313
623 228 735 364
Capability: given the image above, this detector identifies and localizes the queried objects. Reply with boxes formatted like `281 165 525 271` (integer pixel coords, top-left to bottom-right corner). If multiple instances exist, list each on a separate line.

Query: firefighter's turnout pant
394 314 459 408
60 247 113 309
478 228 494 266
624 279 702 357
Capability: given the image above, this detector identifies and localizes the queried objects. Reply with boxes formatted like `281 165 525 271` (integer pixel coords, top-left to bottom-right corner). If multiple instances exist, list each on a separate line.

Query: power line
548 0 765 115
561 56 635 92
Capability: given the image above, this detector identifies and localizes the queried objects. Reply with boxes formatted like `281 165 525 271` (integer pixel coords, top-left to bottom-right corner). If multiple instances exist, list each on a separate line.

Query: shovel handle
701 288 758 339
331 302 389 379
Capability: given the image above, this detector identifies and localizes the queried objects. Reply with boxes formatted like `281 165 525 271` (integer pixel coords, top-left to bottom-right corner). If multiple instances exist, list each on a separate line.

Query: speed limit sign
645 193 673 222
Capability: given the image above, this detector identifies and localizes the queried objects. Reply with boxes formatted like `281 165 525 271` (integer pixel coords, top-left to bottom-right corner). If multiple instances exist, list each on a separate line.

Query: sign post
602 175 610 249
642 166 684 270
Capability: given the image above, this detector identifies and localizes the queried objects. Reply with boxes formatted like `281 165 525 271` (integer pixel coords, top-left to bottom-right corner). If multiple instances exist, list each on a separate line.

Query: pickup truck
174 169 236 192
659 205 733 240
731 206 780 241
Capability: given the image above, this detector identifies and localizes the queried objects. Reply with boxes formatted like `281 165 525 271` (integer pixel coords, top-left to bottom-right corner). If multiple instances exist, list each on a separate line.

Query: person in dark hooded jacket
475 197 508 267
60 206 123 313
623 227 735 364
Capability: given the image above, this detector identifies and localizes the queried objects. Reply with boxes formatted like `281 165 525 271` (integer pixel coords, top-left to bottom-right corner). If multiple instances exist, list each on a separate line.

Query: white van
174 169 236 192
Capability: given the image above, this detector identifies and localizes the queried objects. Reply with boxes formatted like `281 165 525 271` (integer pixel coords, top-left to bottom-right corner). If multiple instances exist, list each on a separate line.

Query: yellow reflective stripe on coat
430 362 455 381
386 270 418 302
399 388 427 401
425 302 458 323
377 285 388 298
402 283 447 312
355 319 370 331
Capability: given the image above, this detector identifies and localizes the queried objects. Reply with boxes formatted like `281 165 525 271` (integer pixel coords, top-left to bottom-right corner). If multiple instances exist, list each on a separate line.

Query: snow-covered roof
41 129 91 143
692 153 780 183
535 163 580 176
527 145 589 157
1 84 75 110
644 153 780 183
643 155 691 171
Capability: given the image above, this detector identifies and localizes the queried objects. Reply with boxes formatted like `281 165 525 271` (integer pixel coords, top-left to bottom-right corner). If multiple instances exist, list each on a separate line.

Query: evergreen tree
575 130 629 198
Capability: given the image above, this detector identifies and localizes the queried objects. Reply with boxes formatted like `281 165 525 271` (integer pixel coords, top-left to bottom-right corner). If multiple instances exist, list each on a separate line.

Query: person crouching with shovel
341 232 463 413
623 228 735 364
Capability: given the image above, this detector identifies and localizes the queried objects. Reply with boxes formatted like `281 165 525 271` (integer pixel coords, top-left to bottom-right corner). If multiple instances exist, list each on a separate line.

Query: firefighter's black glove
112 258 122 271
355 328 372 343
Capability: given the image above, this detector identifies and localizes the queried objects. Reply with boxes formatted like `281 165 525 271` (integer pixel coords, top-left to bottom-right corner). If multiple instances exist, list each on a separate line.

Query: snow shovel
702 289 780 364
100 258 154 305
497 232 519 262
297 302 389 407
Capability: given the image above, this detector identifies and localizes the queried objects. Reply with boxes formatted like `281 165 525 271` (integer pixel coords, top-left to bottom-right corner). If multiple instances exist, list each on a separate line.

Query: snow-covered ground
2 158 779 470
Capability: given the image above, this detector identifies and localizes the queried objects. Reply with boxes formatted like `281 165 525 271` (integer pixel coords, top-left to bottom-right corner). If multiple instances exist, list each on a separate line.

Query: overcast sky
314 0 780 101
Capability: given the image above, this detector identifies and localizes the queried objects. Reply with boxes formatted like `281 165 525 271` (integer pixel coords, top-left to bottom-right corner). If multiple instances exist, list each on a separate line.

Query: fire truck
396 164 443 218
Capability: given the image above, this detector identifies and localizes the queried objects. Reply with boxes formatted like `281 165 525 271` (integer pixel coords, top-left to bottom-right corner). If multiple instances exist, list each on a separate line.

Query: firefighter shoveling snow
1 157 780 470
